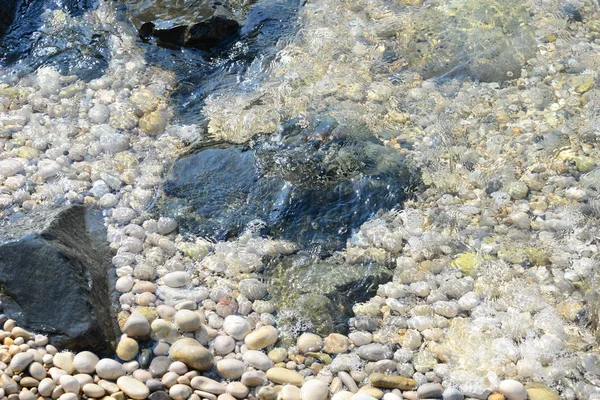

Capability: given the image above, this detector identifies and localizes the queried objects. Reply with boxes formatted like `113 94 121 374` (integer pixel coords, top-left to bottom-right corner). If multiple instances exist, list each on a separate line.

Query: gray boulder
0 205 118 355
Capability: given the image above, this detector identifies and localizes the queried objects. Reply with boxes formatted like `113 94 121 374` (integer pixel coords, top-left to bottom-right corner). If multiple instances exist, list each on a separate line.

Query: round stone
96 358 126 380
163 271 191 288
117 376 150 400
28 362 46 381
279 384 301 400
82 383 105 398
157 217 178 235
151 319 180 343
169 384 193 400
53 352 75 374
116 337 139 361
38 378 56 397
243 350 274 371
223 315 251 340
239 279 267 300
245 325 279 350
266 367 304 386
416 383 443 399
442 387 464 400
10 352 34 373
301 379 329 400
498 380 527 400
169 338 213 371
323 333 351 354
297 333 323 353
226 381 249 399
174 309 202 332
213 335 236 355
59 375 81 394
216 359 245 379
88 104 110 123
123 312 151 338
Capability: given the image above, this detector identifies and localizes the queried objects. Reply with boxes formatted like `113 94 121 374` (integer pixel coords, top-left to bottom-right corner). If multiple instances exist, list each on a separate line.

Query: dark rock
148 391 170 400
0 205 118 355
349 316 380 332
0 0 18 39
160 117 420 250
149 356 172 378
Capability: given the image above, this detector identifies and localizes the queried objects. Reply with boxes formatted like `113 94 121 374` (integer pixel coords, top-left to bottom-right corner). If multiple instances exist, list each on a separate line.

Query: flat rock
442 387 464 400
266 367 304 386
0 206 118 355
117 376 150 400
169 338 213 371
369 373 416 390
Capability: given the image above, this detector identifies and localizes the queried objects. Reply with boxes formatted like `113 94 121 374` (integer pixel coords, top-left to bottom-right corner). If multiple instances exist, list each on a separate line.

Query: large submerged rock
0 205 118 354
160 118 419 249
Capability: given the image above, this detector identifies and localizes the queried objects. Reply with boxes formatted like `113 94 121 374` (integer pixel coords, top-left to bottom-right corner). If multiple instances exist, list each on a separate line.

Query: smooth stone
268 348 288 363
226 381 249 399
0 158 25 177
498 380 527 400
219 394 237 400
382 394 402 400
257 386 278 400
117 376 150 400
53 352 75 374
157 217 178 235
241 370 266 386
190 376 226 394
149 356 172 377
59 375 81 394
216 358 245 379
151 319 180 343
358 386 383 399
73 351 99 374
332 391 354 400
116 336 139 361
169 384 193 400
82 383 105 398
488 393 505 400
58 393 79 400
348 332 372 346
243 350 274 371
96 358 126 380
338 371 358 393
525 384 560 400
245 325 278 350
20 377 40 388
223 315 251 340
149 391 171 400
323 333 351 354
442 387 464 400
28 362 46 380
356 344 392 361
297 333 323 353
213 335 235 355
10 352 34 373
266 367 304 386
301 379 329 400
163 271 191 288
174 309 202 332
350 394 377 400
123 312 151 338
169 338 213 371
416 382 443 398
238 279 267 301
280 384 301 400
38 378 56 397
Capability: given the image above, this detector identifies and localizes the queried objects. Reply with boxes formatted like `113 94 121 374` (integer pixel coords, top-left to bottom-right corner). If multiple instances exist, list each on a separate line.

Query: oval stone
245 325 279 350
73 352 99 374
169 338 213 371
243 350 274 371
117 376 150 400
216 359 245 379
301 379 329 400
95 359 126 380
223 315 251 340
266 367 304 386
498 380 527 400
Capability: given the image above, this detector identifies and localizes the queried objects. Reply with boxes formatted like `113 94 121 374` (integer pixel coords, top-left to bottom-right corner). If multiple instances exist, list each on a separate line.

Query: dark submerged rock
0 205 118 355
0 0 18 39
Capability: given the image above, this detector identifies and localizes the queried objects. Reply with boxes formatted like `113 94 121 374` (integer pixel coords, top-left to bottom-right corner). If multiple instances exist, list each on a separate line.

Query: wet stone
417 383 443 398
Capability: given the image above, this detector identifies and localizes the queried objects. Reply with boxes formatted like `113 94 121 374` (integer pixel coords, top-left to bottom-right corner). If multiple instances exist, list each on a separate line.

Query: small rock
332 391 354 400
223 315 251 340
266 367 304 386
525 383 559 400
10 352 34 373
117 376 150 400
245 325 278 350
149 356 172 377
488 393 505 400
280 384 301 400
53 352 75 374
0 158 25 177
301 379 329 400
416 382 443 398
157 217 178 235
163 271 191 288
369 373 416 390
297 333 323 353
241 370 266 386
190 376 226 394
357 344 392 361
213 335 236 355
169 338 213 371
169 384 193 400
442 387 464 400
59 375 81 394
139 109 168 136
82 383 106 398
28 362 46 380
174 309 202 332
38 378 56 397
96 358 126 380
123 312 151 338
116 336 139 361
498 380 527 400
149 391 171 400
323 333 351 354
239 279 267 300
216 358 245 379
226 381 249 399
243 350 274 371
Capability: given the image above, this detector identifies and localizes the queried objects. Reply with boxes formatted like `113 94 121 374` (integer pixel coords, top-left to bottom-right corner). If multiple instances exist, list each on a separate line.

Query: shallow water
2 0 600 397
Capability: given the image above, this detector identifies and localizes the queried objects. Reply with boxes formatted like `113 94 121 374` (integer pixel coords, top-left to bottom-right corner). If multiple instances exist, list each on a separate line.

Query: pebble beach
1 0 600 399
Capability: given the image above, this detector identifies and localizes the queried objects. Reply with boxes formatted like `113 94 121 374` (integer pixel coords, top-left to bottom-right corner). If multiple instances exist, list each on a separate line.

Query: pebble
357 344 392 361
280 384 301 400
190 376 226 394
163 271 191 288
223 315 251 340
82 383 106 398
213 335 236 355
332 391 354 400
416 382 443 398
174 309 202 331
226 381 249 398
349 332 372 346
53 352 75 374
489 393 505 400
28 362 46 380
497 380 527 400
245 325 279 350
169 338 213 371
297 333 323 353
338 371 358 393
301 378 329 400
442 387 464 400
350 393 377 400
59 375 81 394
525 384 560 400
116 336 139 361
117 376 150 400
38 378 56 397
149 356 172 377
266 367 304 386
115 276 135 292
323 333 351 354
216 358 245 379
96 358 126 380
243 349 274 371
369 373 416 390
241 370 266 386
169 384 193 400
123 311 151 338
239 279 267 300
10 352 33 373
